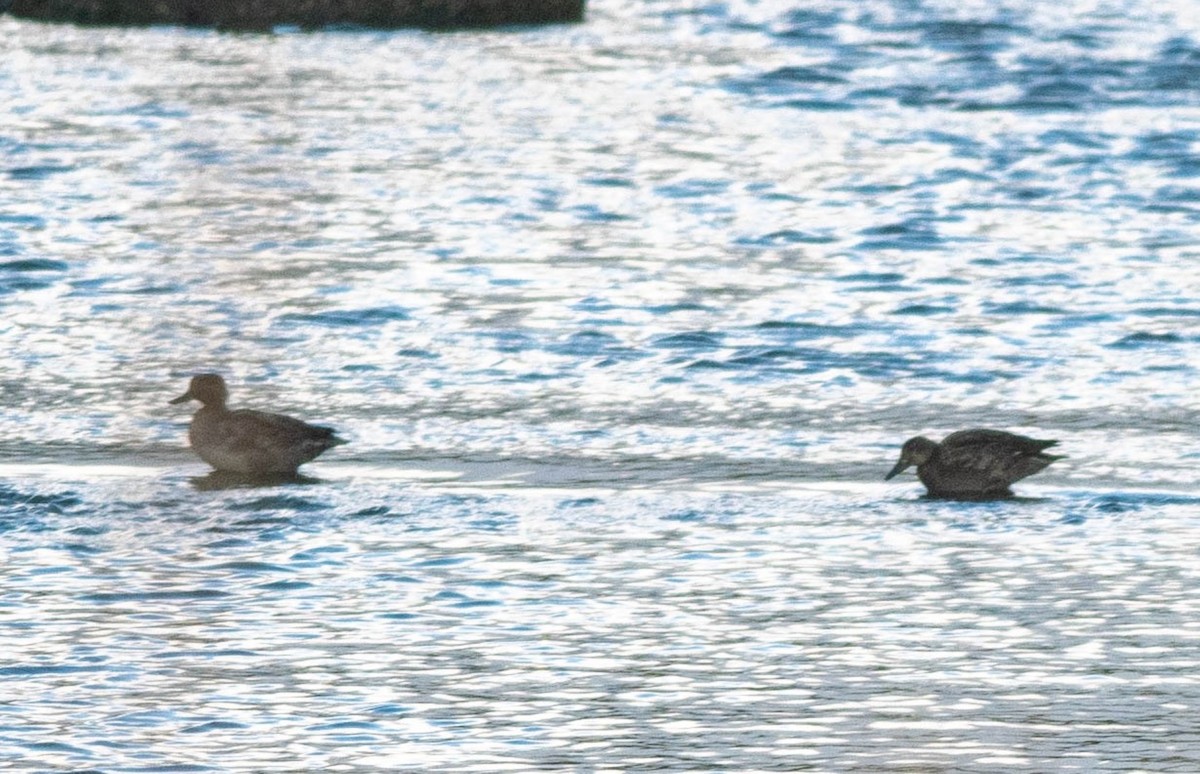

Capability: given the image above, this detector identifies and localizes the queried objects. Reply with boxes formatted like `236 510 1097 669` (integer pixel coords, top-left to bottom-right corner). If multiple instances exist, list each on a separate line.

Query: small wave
8 165 75 180
983 301 1065 315
277 306 410 327
82 589 230 603
735 229 836 246
226 495 331 512
1107 331 1185 348
0 258 69 272
651 331 724 350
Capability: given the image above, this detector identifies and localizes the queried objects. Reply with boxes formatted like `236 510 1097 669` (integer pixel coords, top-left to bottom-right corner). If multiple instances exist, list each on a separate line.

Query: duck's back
941 429 1058 457
190 407 345 475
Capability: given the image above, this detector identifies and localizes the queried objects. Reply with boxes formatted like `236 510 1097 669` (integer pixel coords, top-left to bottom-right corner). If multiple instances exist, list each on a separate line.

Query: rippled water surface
3 0 1200 769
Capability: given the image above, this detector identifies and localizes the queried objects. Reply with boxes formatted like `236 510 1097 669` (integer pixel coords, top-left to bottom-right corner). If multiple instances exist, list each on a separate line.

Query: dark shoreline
8 0 585 31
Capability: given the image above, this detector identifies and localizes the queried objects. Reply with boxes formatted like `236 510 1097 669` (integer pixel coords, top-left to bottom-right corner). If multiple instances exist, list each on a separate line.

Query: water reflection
188 470 326 491
5 464 1200 770
3 0 1200 771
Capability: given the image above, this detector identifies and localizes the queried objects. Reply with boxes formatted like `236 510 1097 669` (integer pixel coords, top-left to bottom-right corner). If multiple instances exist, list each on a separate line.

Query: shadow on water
906 489 1200 529
918 493 1051 504
189 471 326 492
905 489 1200 510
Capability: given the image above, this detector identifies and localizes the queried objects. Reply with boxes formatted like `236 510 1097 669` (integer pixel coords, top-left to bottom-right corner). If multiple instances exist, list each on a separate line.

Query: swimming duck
170 374 346 475
885 429 1062 499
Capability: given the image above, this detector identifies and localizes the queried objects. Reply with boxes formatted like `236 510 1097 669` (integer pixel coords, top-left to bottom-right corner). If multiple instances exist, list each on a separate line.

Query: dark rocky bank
9 0 584 31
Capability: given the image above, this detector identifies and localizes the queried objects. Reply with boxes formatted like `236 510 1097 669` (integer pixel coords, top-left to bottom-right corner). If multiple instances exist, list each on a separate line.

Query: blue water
3 1 1200 769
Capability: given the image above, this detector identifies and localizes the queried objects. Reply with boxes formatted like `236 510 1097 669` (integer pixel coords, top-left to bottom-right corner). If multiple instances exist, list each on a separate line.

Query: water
2 0 1200 769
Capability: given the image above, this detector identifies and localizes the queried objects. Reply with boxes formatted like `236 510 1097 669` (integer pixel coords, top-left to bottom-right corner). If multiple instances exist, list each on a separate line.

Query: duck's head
170 373 229 408
884 435 938 480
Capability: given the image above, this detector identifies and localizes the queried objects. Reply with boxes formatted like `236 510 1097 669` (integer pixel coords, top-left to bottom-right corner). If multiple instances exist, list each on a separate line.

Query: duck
169 373 346 475
884 429 1063 499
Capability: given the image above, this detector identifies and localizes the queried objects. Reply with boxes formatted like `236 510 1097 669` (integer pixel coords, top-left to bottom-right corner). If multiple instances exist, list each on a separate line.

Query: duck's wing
939 429 1061 485
942 429 1058 456
229 410 346 450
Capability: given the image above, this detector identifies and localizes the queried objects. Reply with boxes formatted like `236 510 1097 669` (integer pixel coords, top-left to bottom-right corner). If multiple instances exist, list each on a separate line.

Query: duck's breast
918 463 1010 497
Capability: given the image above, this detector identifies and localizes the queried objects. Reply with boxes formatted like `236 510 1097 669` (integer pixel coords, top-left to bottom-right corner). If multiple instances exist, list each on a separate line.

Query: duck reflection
189 470 324 491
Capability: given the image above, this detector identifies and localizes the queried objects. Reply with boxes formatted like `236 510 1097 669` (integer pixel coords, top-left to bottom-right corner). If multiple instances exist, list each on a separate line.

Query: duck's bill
168 391 192 405
884 459 909 481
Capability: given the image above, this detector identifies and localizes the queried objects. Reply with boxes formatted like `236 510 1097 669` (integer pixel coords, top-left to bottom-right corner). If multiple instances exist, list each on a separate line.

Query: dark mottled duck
885 429 1063 499
170 374 346 476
